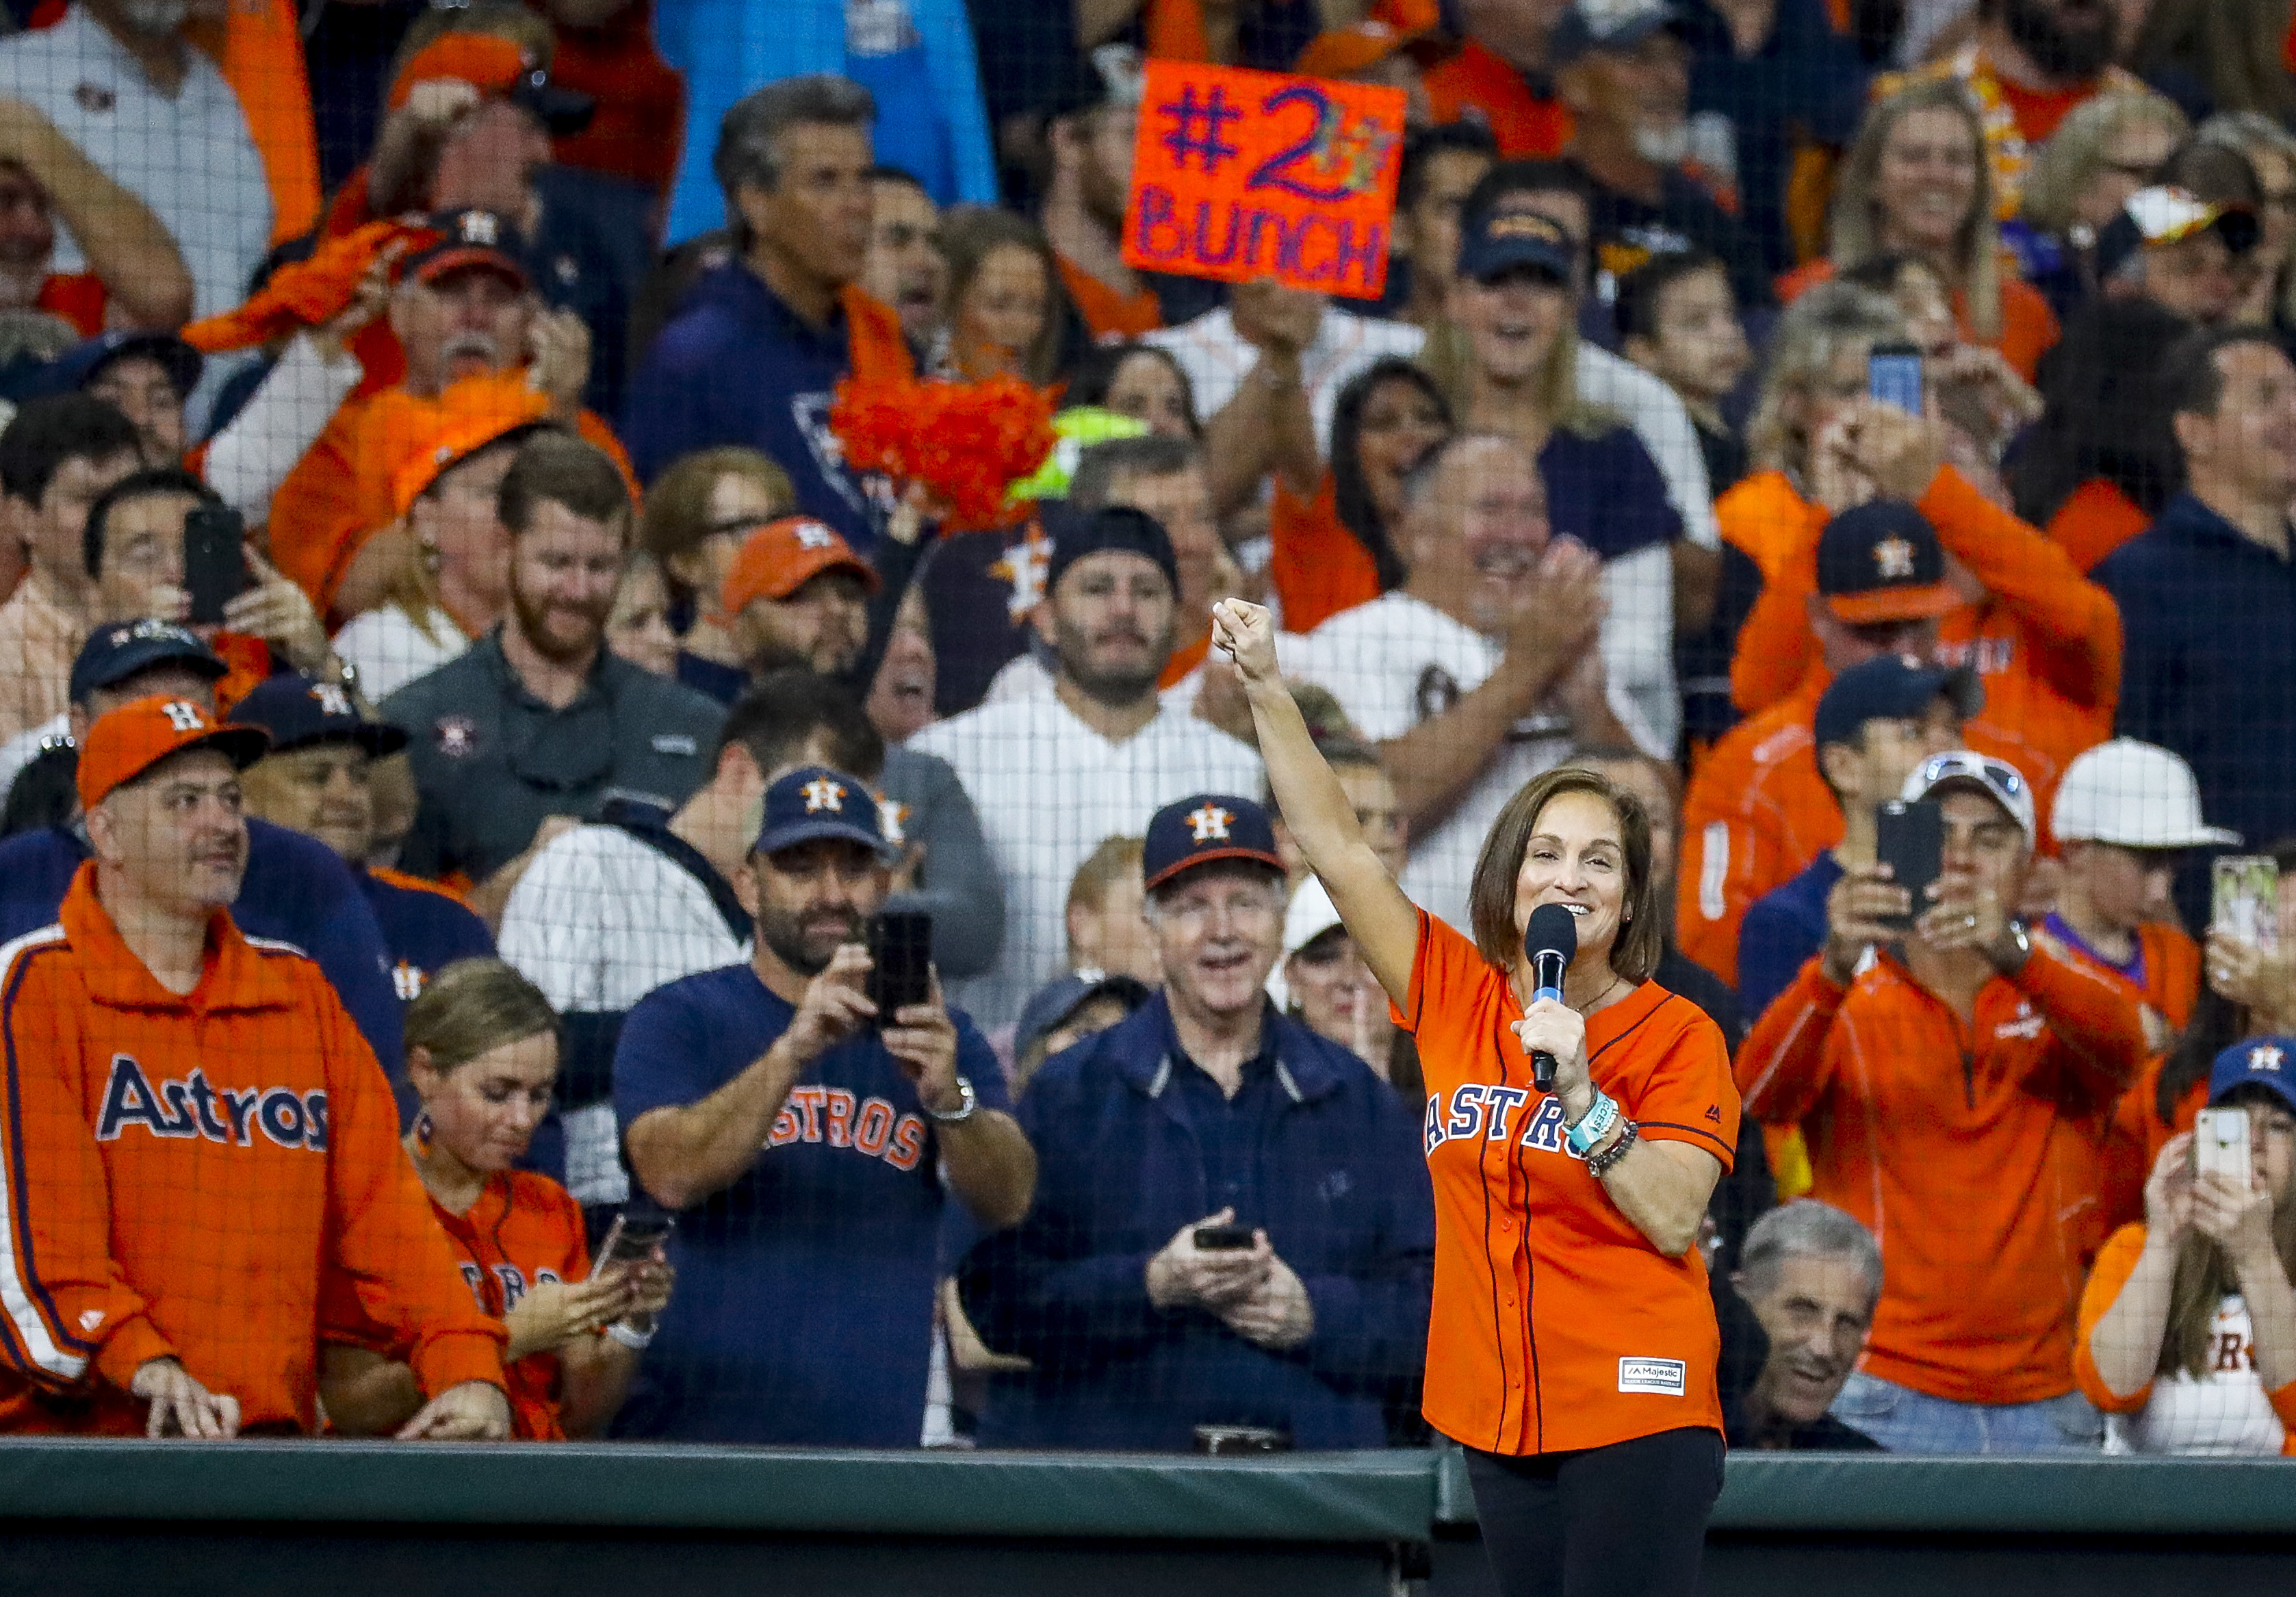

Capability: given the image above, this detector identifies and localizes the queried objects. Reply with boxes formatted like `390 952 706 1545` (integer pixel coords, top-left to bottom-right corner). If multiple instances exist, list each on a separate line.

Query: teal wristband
1565 1090 1619 1159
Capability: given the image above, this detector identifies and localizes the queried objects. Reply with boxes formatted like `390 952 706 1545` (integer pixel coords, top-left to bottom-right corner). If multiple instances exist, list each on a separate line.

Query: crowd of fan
2 0 2296 1459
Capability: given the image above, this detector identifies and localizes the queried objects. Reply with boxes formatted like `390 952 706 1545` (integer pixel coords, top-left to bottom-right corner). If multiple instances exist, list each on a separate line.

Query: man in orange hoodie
0 694 508 1438
1736 750 2146 1452
1677 500 1961 986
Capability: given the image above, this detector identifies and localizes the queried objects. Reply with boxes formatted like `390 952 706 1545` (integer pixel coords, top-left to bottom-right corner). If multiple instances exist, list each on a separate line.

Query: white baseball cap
2051 739 2240 848
1902 750 2037 845
1267 876 1345 1010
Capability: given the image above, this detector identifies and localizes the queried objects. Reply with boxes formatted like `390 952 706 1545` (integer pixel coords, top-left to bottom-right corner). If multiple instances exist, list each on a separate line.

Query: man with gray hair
1720 1200 1885 1451
623 74 911 553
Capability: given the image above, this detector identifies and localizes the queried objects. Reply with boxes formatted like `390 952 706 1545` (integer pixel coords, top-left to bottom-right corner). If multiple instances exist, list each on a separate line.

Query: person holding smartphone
2077 1038 2296 1455
1739 751 2150 1453
321 959 671 1441
1213 598 1736 1592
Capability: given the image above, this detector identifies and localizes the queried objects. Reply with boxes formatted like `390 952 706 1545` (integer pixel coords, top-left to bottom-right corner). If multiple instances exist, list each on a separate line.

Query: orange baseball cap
721 518 880 616
386 34 595 135
387 373 555 518
78 693 270 813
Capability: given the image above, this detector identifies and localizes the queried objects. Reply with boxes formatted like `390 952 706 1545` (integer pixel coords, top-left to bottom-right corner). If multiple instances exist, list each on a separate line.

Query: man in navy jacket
2099 328 2296 925
960 794 1433 1451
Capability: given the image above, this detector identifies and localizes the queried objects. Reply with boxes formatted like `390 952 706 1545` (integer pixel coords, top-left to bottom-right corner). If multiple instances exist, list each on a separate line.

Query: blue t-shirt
1736 851 1845 1024
359 869 495 1001
1539 424 1684 563
610 960 1010 1444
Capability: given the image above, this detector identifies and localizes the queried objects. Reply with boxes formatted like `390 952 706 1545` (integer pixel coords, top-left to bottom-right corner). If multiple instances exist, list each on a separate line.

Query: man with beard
1547 0 1770 310
382 432 722 900
0 0 270 319
861 166 945 357
908 503 1263 1026
957 793 1432 1450
1876 0 2147 220
1038 73 1224 342
270 208 628 622
611 763 1033 1444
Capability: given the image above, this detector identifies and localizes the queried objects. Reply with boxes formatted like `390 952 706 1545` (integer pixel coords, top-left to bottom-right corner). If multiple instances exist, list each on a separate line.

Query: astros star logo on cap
801 777 846 813
1873 536 1916 580
795 522 836 551
1187 804 1233 842
2252 1043 2286 1073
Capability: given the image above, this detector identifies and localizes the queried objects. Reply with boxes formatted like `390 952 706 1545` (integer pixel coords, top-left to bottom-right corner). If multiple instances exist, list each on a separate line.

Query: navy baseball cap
2210 1035 2296 1116
1549 0 1685 66
228 673 409 758
1144 793 1286 893
1817 500 1960 624
68 619 226 704
45 329 203 401
752 764 896 860
1813 654 1981 751
403 208 531 290
1044 501 1179 598
1456 206 1575 285
1014 969 1153 1064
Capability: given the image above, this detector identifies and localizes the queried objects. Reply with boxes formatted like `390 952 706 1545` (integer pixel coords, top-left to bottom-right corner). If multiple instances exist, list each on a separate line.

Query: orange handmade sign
1122 60 1406 301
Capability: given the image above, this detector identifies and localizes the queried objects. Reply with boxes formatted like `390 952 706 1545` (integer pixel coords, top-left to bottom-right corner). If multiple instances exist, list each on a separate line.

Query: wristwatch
924 1075 978 1125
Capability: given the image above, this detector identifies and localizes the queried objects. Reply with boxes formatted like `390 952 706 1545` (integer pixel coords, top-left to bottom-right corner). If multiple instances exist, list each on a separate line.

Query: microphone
1523 903 1577 1094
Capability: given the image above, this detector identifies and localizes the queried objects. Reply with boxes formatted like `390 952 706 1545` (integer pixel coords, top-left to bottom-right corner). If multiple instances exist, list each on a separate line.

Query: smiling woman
1215 596 1742 1595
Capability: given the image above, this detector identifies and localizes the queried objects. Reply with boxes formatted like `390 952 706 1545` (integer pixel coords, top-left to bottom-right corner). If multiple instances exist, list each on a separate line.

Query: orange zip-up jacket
0 865 504 1433
1736 941 2145 1403
2066 922 2204 1236
1406 912 1739 1456
2046 477 2153 575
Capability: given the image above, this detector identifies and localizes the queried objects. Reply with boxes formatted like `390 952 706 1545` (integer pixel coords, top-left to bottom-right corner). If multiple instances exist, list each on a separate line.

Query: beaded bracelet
1586 1121 1640 1179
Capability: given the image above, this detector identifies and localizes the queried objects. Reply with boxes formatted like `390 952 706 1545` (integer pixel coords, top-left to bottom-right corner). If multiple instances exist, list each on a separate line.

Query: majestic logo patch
1187 803 1233 842
1618 1357 1688 1396
801 777 846 813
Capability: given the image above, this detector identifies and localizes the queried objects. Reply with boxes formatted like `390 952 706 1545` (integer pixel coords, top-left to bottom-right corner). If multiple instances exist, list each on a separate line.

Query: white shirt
908 693 1263 1025
203 335 363 521
498 821 751 1205
0 711 66 806
981 649 1200 717
1287 560 1673 928
1576 342 1720 551
1146 305 1426 457
2113 1294 2289 1457
0 7 272 318
334 603 470 702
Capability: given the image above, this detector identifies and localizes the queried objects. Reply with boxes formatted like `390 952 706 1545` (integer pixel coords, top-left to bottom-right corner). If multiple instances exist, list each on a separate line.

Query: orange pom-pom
830 374 1058 531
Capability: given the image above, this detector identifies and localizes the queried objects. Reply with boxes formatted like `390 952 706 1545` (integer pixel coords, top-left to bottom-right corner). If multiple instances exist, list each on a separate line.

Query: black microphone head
1524 902 1578 963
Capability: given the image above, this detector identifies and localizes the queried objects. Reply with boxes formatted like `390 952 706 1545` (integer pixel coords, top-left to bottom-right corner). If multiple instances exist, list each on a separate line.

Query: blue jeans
1831 1370 2104 1455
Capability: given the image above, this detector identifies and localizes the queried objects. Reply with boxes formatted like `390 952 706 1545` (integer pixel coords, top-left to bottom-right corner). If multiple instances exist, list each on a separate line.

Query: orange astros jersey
0 865 503 1433
1402 912 1738 1456
430 1172 590 1441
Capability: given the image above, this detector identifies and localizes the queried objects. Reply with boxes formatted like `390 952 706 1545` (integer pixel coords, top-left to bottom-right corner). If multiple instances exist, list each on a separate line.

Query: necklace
1573 973 1629 1014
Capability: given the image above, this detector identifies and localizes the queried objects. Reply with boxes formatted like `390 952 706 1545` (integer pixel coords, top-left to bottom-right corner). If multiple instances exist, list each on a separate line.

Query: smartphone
183 504 247 628
1868 340 1925 415
1192 1224 1255 1251
592 1210 675 1274
864 910 933 1019
2213 856 2280 953
1874 799 1944 931
2194 1107 2253 1184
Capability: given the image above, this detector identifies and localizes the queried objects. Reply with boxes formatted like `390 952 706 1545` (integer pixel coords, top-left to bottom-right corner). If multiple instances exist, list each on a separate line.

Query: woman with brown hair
1781 80 2059 382
933 205 1070 386
1215 594 1739 1594
2080 1038 2296 1455
636 446 796 702
321 960 673 1441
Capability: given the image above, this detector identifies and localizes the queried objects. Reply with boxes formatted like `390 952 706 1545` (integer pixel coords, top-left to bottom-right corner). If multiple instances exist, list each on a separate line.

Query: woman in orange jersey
1215 598 1739 1596
322 960 672 1440
2078 1040 2296 1455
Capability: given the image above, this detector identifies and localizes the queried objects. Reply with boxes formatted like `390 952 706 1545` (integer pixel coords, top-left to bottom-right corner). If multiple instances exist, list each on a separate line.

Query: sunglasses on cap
1915 752 2024 797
